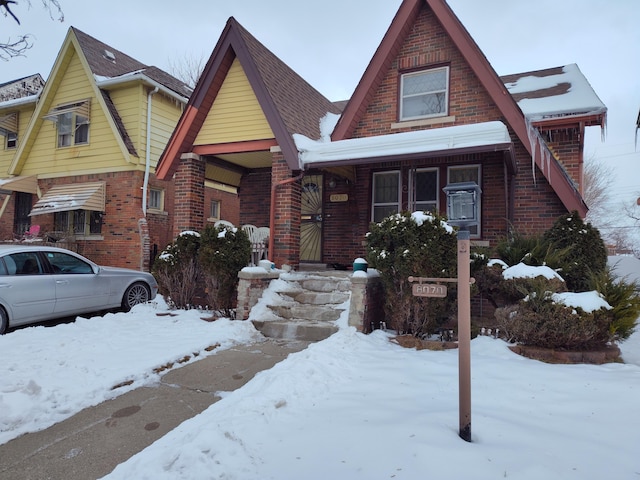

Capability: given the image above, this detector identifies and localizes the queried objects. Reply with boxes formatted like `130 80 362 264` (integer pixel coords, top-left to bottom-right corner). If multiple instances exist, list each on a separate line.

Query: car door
43 251 110 315
0 252 56 326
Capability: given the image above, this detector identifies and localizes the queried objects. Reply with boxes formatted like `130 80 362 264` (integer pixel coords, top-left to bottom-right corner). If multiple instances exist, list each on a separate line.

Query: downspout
142 86 159 216
269 171 305 262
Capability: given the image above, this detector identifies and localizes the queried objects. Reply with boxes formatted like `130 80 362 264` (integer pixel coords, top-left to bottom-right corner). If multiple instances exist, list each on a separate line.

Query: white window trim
371 171 401 222
400 66 450 121
408 167 439 213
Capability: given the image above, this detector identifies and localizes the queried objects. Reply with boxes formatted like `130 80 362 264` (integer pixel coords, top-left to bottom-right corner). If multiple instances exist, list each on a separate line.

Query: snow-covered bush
152 231 202 309
496 285 614 350
365 211 457 337
198 224 251 318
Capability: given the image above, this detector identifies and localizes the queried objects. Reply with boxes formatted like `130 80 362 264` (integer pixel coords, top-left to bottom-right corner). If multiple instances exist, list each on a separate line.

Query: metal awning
0 112 18 135
43 99 91 122
0 175 37 194
29 182 105 216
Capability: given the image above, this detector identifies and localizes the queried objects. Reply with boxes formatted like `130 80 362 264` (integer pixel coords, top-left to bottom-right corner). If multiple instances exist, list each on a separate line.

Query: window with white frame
43 100 90 148
54 210 103 236
148 188 164 211
372 171 401 222
410 168 438 213
400 67 449 121
6 131 17 149
1 112 18 149
445 165 481 236
210 200 220 220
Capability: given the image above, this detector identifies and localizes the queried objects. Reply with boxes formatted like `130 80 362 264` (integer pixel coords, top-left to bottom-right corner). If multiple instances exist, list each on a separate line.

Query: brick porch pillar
173 152 205 237
271 154 301 269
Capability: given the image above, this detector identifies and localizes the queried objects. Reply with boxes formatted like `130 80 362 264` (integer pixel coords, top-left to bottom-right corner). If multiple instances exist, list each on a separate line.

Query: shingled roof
73 27 192 98
156 17 340 179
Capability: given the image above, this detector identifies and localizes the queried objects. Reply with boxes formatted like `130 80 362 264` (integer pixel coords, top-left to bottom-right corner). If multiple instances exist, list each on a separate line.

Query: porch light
443 182 481 228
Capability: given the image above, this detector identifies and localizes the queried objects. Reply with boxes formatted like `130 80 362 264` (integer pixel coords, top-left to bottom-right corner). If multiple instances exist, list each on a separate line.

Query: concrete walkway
0 338 310 480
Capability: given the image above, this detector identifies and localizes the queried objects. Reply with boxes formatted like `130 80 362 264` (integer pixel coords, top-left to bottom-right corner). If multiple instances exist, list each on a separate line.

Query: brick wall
173 153 205 236
271 154 301 268
239 168 271 227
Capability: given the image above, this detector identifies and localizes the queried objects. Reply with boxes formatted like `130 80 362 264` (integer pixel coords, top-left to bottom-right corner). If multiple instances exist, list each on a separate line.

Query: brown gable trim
101 90 138 157
157 17 304 179
332 0 422 141
193 139 278 156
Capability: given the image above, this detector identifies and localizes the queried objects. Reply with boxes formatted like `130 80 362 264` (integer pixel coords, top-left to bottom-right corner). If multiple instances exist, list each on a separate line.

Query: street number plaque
412 283 447 298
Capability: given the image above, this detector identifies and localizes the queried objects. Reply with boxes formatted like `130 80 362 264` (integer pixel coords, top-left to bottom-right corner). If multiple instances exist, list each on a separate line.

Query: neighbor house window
210 200 220 220
400 66 449 121
148 188 164 211
43 99 91 148
54 210 103 236
372 171 400 222
409 168 438 213
6 131 17 149
445 165 481 236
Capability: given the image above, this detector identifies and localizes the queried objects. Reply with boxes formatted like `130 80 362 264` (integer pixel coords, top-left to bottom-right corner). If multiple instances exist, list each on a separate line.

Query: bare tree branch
1 0 63 60
167 53 205 89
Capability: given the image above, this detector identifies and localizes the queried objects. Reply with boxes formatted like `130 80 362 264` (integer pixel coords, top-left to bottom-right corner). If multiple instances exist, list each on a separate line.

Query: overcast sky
3 0 639 207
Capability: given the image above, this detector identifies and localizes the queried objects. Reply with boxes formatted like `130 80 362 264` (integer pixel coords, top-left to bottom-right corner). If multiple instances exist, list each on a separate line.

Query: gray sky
3 0 639 208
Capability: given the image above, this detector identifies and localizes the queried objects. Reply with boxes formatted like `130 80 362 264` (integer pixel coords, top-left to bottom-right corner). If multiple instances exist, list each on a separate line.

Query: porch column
271 153 301 269
173 152 205 237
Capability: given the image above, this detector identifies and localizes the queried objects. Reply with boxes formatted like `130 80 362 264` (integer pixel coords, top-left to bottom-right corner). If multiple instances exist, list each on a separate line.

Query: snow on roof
0 94 40 109
502 64 606 121
295 121 511 166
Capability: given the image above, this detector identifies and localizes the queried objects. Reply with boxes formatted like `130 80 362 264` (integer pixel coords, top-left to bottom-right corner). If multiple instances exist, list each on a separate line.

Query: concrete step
281 290 350 305
268 304 343 322
252 320 338 342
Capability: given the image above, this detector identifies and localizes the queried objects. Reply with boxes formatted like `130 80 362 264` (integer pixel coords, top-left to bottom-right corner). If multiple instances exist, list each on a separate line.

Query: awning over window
0 175 37 194
0 112 18 135
29 182 105 216
43 99 91 122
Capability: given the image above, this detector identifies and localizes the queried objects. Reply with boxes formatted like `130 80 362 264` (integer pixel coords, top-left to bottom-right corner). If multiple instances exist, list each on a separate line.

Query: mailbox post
457 229 472 442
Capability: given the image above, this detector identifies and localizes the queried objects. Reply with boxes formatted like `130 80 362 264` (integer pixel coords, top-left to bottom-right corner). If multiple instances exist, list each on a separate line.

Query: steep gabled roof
332 0 589 216
156 17 340 179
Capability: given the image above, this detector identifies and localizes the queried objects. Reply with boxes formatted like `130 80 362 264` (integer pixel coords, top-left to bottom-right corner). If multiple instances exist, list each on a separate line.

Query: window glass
54 209 103 236
45 251 94 274
413 169 438 213
148 188 163 210
57 112 73 147
210 200 220 219
75 114 89 144
401 67 449 120
9 252 43 275
6 131 17 149
372 172 400 222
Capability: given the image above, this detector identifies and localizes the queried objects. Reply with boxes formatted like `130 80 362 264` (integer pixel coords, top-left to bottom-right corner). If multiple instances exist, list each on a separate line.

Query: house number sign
412 283 447 298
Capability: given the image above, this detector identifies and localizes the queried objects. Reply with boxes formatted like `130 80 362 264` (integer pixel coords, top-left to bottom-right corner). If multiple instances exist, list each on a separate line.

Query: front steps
251 271 351 342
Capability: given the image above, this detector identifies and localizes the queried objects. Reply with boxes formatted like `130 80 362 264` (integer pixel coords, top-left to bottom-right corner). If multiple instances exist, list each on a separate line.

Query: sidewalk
0 338 309 480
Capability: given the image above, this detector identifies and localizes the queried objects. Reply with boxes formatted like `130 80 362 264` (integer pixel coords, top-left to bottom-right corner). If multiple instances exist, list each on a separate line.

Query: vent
102 49 116 62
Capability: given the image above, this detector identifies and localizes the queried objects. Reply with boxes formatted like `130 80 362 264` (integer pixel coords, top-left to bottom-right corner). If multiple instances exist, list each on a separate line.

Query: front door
300 174 323 262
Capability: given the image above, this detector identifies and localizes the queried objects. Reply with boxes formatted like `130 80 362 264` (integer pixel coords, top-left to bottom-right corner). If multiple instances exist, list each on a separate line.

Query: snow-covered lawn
1 296 639 479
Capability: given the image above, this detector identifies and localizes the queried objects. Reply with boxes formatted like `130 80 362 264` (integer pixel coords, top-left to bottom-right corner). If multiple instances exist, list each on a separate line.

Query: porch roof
295 121 513 168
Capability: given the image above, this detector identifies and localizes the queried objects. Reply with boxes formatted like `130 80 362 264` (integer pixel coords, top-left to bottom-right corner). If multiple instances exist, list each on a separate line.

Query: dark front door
300 174 323 262
13 192 32 236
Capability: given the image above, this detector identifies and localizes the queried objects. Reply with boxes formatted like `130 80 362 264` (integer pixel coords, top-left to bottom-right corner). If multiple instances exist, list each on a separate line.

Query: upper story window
400 67 449 121
43 99 90 148
0 112 18 149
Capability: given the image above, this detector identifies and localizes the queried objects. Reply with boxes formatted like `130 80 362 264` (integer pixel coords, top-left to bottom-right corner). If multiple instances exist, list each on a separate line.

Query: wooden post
457 229 472 442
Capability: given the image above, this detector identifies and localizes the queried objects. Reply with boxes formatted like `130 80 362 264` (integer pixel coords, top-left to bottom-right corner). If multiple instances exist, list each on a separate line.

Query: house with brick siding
0 27 200 271
157 0 606 272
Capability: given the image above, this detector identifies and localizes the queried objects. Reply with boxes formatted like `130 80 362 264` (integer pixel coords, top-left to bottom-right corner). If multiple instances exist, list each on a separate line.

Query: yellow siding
109 86 143 158
149 93 184 167
195 58 274 145
0 105 34 175
20 52 128 177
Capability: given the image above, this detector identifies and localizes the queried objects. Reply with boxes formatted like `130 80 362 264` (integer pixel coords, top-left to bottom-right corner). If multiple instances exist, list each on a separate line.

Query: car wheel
122 282 150 311
0 307 8 335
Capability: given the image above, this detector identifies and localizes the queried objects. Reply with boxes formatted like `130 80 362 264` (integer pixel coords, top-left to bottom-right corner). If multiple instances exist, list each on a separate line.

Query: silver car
0 245 158 334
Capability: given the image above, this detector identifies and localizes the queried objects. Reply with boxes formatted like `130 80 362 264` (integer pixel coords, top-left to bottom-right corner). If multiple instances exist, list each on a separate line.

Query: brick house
0 28 203 270
157 0 606 271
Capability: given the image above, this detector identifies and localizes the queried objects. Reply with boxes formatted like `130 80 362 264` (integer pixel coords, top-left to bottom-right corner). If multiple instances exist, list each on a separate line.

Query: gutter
96 73 189 105
142 86 159 216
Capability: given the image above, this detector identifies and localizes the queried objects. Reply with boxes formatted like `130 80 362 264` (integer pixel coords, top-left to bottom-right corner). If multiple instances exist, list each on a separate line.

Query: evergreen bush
366 211 457 337
152 231 202 309
198 224 251 318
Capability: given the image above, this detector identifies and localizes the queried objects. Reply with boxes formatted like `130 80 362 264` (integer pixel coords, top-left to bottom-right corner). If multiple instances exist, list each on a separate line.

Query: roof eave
96 73 189 104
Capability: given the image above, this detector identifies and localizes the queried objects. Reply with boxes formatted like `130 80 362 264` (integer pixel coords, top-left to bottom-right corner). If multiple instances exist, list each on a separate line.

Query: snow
502 262 564 281
294 121 511 167
551 291 612 313
1 285 639 479
504 64 607 121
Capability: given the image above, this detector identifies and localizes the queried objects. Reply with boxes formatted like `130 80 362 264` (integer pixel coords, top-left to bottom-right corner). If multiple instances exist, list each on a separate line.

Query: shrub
152 231 202 309
366 211 457 337
496 285 614 350
588 268 640 341
198 224 251 318
542 211 607 292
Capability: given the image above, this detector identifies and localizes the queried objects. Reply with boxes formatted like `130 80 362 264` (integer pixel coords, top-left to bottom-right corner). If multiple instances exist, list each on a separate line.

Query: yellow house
0 27 193 270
